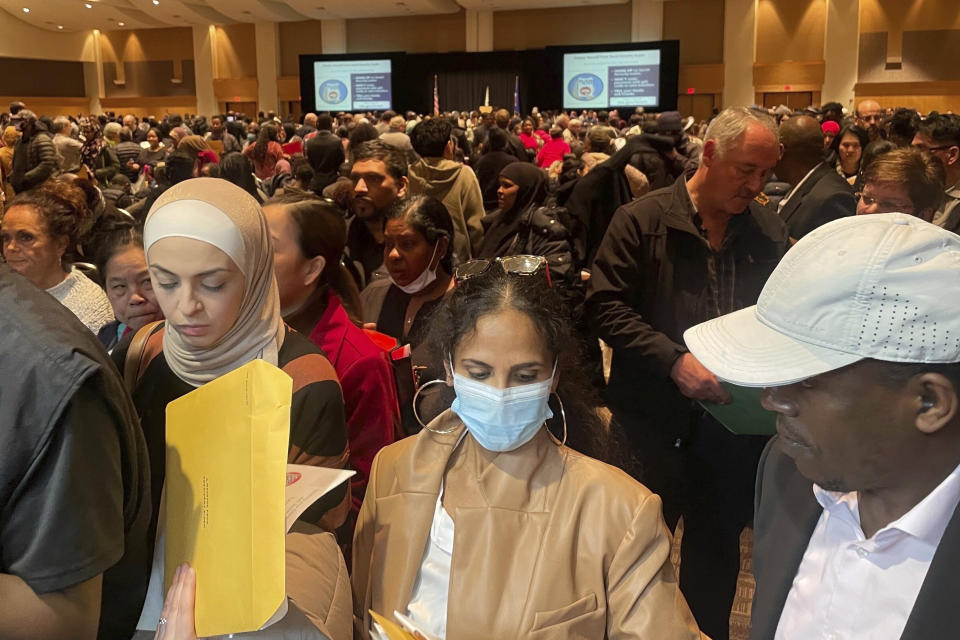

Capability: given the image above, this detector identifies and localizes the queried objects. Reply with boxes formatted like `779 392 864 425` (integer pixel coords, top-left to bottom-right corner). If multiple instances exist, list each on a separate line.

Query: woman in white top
1 179 114 333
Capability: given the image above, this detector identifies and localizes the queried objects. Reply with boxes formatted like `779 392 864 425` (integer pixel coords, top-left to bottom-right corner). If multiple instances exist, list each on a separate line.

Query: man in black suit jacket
775 115 856 242
683 213 960 640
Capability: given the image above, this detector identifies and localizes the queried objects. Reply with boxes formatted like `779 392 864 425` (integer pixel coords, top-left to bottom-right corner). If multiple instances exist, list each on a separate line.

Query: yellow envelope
165 359 291 637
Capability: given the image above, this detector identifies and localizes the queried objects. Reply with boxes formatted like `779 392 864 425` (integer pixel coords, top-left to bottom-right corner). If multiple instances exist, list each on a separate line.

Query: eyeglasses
454 254 551 286
855 192 914 214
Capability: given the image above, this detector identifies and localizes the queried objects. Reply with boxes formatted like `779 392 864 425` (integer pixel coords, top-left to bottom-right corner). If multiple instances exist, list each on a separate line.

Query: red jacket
537 138 571 169
307 292 401 512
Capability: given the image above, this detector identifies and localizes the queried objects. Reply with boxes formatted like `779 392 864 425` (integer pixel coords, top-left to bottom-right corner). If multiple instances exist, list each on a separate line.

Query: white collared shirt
777 163 824 215
775 463 960 640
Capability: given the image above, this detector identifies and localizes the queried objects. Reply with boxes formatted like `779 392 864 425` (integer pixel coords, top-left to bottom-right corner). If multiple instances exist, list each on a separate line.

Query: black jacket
750 439 960 640
779 162 856 241
586 177 787 442
10 125 58 192
565 134 686 268
479 203 576 280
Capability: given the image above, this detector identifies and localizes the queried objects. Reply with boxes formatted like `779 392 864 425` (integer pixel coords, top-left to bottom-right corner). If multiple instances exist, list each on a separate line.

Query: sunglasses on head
454 254 551 286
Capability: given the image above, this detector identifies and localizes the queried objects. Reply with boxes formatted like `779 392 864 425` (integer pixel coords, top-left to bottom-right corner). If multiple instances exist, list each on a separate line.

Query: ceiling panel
1 0 623 31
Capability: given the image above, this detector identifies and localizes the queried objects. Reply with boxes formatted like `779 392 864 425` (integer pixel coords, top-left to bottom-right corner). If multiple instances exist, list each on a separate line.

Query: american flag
433 75 439 116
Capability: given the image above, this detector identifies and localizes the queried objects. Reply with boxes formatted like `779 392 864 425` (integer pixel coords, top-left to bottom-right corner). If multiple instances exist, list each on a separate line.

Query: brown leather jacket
352 410 702 639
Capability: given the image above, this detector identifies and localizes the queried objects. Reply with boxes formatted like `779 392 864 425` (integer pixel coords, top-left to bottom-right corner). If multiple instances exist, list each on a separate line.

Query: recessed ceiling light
84 3 92 8
58 25 64 29
118 21 125 26
22 7 29 12
152 0 159 4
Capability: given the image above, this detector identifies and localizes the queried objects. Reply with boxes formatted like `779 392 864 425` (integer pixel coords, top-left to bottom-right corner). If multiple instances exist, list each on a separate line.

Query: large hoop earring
412 379 459 434
550 392 567 446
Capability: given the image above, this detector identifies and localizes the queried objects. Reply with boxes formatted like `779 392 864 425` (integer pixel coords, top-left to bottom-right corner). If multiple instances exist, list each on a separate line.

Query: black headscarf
306 131 345 195
499 162 547 215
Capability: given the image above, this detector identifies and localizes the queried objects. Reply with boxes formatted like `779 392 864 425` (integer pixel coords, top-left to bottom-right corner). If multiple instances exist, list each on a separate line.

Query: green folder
698 382 777 436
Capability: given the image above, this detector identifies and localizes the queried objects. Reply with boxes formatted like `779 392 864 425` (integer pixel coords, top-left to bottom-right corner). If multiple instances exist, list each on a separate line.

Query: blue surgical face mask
450 361 555 452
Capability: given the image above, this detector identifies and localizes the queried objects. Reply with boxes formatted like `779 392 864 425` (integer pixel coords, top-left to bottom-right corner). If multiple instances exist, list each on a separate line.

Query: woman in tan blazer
352 257 702 640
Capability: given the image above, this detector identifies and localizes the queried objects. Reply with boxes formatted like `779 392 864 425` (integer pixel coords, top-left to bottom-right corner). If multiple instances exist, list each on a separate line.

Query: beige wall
215 23 257 79
0 11 96 62
756 0 826 64
278 21 323 78
663 0 724 65
348 11 466 54
493 4 631 50
856 0 960 112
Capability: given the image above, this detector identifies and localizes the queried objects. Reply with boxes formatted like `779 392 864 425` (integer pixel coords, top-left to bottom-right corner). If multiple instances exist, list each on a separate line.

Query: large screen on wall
556 42 678 111
312 58 392 111
299 53 400 114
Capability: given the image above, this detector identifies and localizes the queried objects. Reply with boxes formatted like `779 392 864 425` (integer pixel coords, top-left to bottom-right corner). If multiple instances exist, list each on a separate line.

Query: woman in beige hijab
116 177 351 639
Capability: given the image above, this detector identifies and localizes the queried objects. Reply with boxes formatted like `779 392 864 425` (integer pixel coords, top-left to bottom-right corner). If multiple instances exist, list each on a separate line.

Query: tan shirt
352 411 702 639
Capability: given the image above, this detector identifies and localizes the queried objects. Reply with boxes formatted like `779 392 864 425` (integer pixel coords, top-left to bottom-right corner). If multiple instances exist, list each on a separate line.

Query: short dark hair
353 139 408 180
316 113 333 132
385 195 454 273
486 126 508 152
411 118 452 158
916 112 960 147
862 147 945 214
887 108 919 142
94 221 143 281
876 360 960 395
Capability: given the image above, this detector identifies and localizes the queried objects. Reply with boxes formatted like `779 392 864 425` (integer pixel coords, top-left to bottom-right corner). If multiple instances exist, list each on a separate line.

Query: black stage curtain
399 50 555 115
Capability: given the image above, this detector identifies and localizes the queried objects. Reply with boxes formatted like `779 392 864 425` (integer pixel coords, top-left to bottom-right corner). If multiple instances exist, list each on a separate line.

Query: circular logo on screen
567 73 604 101
318 79 348 105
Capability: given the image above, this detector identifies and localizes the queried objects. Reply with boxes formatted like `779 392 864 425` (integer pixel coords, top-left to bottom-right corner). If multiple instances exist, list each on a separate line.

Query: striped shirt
114 325 351 539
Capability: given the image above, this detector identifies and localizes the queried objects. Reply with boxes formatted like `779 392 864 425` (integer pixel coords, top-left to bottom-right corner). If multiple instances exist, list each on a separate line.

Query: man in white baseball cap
684 212 960 640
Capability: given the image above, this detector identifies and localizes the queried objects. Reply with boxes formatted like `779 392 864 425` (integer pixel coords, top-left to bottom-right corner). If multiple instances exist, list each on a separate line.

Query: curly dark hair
8 179 90 269
427 264 608 457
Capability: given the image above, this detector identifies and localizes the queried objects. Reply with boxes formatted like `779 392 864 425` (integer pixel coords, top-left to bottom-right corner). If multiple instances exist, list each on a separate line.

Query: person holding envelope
114 178 352 637
352 259 703 640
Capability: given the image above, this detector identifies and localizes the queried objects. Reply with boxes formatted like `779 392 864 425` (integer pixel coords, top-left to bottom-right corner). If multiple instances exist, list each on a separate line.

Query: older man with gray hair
586 106 788 640
52 116 83 173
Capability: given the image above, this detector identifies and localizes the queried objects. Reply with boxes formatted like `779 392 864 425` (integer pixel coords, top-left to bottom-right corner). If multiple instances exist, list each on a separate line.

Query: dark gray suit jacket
750 438 960 639
779 163 856 240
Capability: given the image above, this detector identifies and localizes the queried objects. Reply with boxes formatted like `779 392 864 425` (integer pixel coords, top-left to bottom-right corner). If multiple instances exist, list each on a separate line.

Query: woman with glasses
264 191 401 520
352 261 702 640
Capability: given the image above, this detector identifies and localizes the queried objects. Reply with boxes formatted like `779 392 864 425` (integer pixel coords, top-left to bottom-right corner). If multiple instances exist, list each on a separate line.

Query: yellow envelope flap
369 611 418 640
165 359 292 637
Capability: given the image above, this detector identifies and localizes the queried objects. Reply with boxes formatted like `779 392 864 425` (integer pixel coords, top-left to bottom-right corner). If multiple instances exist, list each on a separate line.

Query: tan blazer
352 411 702 639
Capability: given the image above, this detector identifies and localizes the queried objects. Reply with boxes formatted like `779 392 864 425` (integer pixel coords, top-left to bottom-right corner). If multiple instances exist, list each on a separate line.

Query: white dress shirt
404 488 454 639
775 463 960 640
776 163 823 215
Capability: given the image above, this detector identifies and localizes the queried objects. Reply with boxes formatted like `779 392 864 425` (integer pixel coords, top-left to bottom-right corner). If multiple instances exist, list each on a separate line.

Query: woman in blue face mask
352 261 702 640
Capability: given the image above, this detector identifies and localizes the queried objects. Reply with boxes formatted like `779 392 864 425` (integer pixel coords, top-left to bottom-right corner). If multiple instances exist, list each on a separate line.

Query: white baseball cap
684 213 960 387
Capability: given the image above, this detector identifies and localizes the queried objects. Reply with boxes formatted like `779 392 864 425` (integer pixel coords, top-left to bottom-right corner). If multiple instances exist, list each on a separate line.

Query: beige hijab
144 178 285 387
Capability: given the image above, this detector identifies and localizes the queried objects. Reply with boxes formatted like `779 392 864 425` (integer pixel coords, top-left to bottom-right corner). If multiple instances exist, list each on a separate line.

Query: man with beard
587 106 787 640
684 213 960 640
348 140 408 286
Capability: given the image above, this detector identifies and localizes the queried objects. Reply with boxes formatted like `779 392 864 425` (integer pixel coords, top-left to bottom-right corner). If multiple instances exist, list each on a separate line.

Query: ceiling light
153 0 159 4
22 7 29 13
118 21 125 26
58 25 63 29
85 3 92 8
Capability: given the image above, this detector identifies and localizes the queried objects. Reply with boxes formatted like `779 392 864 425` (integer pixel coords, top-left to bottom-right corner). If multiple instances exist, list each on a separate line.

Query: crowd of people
1 92 959 640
